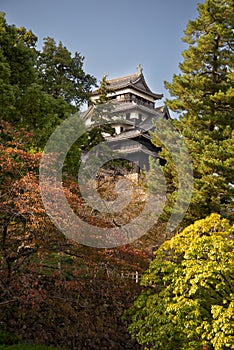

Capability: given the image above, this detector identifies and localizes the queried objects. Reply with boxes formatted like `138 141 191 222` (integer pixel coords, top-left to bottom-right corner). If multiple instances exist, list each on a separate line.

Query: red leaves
0 120 151 348
0 120 40 177
0 120 34 144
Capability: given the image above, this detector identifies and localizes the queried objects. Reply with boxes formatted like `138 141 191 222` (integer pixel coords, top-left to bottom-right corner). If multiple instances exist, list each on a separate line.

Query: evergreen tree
83 74 115 151
0 13 37 89
0 13 97 152
0 13 71 135
0 12 37 120
157 0 234 225
0 49 15 118
95 73 113 105
37 37 96 109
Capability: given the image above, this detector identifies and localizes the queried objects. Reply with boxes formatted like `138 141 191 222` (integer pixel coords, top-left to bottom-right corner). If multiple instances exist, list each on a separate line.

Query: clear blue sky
1 0 200 105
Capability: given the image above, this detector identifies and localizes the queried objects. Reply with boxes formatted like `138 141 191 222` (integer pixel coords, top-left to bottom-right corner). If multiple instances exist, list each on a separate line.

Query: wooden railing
120 271 141 283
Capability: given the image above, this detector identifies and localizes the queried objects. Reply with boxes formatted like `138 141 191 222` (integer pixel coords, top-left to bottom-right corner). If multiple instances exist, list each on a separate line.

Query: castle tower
83 67 169 172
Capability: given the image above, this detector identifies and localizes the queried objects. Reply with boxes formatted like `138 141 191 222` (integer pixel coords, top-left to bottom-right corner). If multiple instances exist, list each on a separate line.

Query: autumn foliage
0 120 151 349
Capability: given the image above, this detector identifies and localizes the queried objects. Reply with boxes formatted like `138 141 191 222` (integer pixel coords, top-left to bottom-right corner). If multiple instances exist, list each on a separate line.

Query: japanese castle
82 66 169 172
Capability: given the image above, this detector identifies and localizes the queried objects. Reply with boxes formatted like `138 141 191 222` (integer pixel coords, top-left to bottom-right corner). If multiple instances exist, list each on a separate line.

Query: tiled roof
107 72 140 89
115 144 157 157
92 71 163 100
81 101 162 121
113 101 160 116
105 118 156 142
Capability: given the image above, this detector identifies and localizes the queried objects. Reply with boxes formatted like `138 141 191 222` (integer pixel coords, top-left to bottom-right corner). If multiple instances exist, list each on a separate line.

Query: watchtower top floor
91 68 163 109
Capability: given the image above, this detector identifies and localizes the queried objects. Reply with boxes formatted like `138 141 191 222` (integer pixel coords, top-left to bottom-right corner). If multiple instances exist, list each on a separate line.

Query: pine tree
0 12 38 120
37 37 96 109
0 13 97 152
162 0 234 225
95 73 114 105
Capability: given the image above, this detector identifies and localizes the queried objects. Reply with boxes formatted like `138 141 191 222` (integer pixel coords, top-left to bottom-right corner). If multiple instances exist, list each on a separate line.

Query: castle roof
112 101 160 115
92 71 163 100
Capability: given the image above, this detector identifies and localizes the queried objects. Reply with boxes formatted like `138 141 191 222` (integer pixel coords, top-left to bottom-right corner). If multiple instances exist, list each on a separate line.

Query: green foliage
95 73 114 105
0 345 61 349
0 13 96 146
80 74 116 153
128 214 234 349
0 12 37 90
37 37 96 108
0 331 19 346
165 0 233 118
0 49 15 118
152 0 234 226
0 12 97 175
18 83 73 147
0 12 36 120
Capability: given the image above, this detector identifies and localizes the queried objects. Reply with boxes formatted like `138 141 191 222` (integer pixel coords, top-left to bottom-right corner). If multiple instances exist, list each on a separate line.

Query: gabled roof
110 141 158 158
81 100 162 121
105 117 156 142
113 101 161 116
106 72 140 89
92 70 163 100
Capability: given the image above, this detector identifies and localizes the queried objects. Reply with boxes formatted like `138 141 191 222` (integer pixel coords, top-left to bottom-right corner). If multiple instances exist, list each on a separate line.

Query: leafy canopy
0 12 96 149
128 213 234 350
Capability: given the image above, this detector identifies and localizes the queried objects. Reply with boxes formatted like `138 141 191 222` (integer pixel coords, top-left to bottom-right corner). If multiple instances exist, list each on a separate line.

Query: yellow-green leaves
128 214 234 349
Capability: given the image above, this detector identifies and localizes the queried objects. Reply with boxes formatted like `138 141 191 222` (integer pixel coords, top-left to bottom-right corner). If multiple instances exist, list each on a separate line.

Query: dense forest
0 0 233 349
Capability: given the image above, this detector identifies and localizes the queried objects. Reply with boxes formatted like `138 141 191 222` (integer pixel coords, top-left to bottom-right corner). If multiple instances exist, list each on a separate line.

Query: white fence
120 271 141 283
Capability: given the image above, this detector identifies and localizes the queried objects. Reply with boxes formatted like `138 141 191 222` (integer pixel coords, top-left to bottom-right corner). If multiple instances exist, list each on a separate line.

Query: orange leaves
0 120 34 144
0 120 152 349
0 145 41 175
1 172 46 226
0 120 41 180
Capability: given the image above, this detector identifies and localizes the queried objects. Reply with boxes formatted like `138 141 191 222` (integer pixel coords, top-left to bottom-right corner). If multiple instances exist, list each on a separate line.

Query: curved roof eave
92 71 163 100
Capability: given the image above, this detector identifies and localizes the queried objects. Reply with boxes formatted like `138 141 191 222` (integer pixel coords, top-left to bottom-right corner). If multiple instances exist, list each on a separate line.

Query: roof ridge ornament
137 64 143 75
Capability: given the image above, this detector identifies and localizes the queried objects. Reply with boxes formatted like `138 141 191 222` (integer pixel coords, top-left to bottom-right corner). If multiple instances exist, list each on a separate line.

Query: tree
37 37 96 109
0 12 37 120
0 49 15 118
0 12 37 90
153 0 234 226
0 119 149 349
127 214 234 350
0 14 99 180
94 73 114 105
18 82 75 146
0 13 97 150
0 14 69 139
